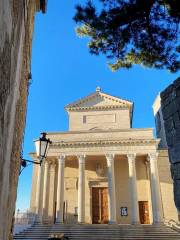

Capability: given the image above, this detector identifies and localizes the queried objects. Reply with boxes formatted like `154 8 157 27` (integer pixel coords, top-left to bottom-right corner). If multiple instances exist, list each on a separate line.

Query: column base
56 220 64 224
131 221 140 225
35 215 42 223
78 219 85 224
152 220 163 225
108 220 116 224
152 215 163 224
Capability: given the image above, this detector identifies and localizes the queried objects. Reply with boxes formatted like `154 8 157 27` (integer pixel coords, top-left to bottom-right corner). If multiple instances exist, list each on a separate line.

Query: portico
33 137 162 225
30 88 178 224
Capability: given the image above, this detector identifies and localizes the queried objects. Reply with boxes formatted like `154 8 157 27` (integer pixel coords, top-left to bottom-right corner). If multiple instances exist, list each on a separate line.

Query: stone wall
0 1 46 239
160 77 180 214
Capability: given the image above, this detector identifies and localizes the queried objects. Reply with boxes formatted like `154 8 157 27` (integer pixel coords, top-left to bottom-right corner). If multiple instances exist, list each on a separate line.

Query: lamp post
20 132 51 175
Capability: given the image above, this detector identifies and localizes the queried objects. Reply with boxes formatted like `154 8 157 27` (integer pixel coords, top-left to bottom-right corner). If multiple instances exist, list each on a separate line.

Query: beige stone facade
30 88 178 224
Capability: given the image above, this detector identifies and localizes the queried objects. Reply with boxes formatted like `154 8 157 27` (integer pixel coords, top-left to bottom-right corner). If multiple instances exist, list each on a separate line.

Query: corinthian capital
106 154 115 166
59 154 66 163
127 153 136 161
148 152 158 161
77 154 86 164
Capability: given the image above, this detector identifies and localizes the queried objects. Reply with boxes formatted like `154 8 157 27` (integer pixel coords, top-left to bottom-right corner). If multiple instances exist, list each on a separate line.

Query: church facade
30 88 178 225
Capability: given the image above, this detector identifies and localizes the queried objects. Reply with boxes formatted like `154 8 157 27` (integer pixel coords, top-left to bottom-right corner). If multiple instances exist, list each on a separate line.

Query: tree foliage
74 0 180 72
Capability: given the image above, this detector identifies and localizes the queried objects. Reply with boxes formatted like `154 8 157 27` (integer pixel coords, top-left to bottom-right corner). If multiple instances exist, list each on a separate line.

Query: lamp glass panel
40 140 48 158
35 140 40 157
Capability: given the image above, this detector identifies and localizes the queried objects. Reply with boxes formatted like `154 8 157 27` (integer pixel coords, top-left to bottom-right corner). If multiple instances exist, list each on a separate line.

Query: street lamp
20 132 51 175
34 132 51 165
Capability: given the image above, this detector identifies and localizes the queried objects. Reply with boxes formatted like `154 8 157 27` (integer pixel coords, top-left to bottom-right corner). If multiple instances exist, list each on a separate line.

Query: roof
65 87 133 112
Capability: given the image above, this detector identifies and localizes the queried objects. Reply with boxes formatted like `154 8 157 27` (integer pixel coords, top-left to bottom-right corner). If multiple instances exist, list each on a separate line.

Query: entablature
46 128 155 143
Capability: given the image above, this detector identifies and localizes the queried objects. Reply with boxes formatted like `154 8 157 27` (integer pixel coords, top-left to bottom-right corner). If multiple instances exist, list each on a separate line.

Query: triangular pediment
65 88 133 111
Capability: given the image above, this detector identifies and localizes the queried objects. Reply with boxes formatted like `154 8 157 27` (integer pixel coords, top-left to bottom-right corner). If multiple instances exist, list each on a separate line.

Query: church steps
14 224 180 240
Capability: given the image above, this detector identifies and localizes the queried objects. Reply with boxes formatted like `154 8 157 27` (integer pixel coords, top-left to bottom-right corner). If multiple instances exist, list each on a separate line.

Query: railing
15 210 36 224
164 219 180 232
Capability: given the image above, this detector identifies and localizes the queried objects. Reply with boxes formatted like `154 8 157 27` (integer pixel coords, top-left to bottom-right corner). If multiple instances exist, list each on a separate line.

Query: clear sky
16 0 179 211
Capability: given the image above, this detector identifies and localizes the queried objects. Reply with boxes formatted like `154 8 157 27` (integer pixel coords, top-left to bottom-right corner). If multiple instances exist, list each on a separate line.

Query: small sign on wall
120 207 128 216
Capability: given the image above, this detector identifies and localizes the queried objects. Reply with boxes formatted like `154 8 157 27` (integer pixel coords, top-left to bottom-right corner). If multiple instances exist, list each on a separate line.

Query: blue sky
16 0 179 211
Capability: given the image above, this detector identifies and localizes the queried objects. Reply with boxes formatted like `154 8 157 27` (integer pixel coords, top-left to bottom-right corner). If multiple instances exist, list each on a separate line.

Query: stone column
48 161 56 223
56 155 65 223
148 153 162 223
106 154 116 223
42 160 49 222
77 155 86 223
127 154 140 224
35 161 44 223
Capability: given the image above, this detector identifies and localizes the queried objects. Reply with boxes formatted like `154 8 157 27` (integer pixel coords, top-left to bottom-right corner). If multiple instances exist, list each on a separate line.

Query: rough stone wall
160 77 180 214
0 1 46 239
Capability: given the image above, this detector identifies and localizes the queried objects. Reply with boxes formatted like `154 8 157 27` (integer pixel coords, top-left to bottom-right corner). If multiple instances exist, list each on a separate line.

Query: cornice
51 139 158 148
66 105 130 112
46 128 154 135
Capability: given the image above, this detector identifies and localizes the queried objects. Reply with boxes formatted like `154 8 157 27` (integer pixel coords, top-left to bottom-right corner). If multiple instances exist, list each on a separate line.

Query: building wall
160 77 180 214
158 150 178 221
114 156 130 223
64 159 79 223
160 77 180 164
0 1 46 239
68 109 131 131
136 156 153 223
153 94 167 148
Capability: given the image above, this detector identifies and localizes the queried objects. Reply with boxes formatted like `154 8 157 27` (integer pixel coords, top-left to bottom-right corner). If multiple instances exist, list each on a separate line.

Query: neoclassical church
30 88 178 225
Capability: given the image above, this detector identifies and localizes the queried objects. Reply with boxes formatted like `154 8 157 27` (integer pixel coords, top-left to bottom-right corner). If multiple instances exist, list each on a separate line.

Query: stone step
14 232 180 235
14 237 180 239
14 236 180 240
14 224 180 240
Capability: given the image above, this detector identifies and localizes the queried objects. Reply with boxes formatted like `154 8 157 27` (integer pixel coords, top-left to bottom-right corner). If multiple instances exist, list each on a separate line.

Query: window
83 115 86 124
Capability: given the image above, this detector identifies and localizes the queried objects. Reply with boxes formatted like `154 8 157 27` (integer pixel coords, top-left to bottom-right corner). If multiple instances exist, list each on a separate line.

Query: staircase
14 223 180 240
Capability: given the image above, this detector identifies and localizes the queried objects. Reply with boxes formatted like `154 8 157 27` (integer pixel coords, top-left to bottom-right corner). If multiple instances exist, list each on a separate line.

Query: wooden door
53 201 57 224
101 188 109 223
92 188 100 224
92 187 109 224
138 201 150 224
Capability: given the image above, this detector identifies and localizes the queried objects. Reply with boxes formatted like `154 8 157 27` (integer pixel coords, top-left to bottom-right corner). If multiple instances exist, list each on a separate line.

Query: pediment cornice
65 89 133 111
66 104 129 111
